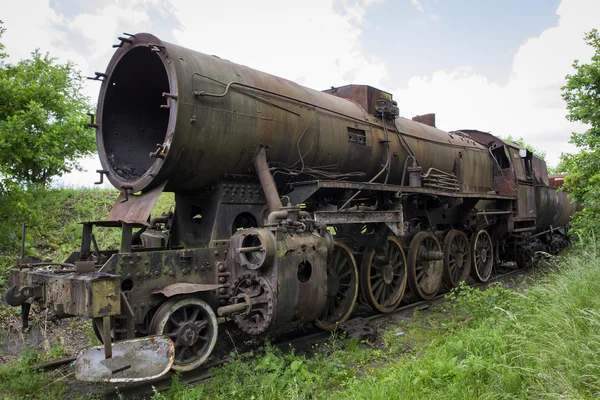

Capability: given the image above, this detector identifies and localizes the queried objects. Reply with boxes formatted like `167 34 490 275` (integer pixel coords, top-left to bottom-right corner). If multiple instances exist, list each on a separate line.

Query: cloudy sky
2 0 599 187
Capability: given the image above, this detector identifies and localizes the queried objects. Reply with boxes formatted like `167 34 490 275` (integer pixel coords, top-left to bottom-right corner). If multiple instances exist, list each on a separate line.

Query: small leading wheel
407 232 444 300
360 236 408 313
149 296 218 371
470 229 494 282
315 242 359 330
443 230 472 288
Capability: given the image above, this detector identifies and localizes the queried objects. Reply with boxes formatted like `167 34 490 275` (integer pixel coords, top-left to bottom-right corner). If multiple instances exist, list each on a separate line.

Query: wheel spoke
333 249 341 271
176 346 188 363
335 259 347 275
323 299 332 318
333 295 340 308
338 269 352 279
169 316 182 327
197 335 210 344
196 319 209 331
373 280 385 302
378 284 388 304
371 277 384 292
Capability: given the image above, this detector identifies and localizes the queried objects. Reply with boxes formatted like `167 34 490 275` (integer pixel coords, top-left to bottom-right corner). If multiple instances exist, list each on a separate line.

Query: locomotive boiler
4 32 577 381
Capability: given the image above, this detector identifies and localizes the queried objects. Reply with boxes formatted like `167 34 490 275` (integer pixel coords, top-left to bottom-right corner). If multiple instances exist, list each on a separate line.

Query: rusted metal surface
94 33 493 198
442 230 471 288
288 180 515 206
3 31 583 387
107 180 167 222
170 178 266 248
411 113 436 127
314 242 358 330
314 210 404 237
254 147 282 213
226 225 329 335
32 357 76 372
535 186 579 229
532 156 549 186
147 296 218 371
407 232 443 300
323 84 394 116
98 246 226 325
75 336 174 382
360 236 407 313
7 269 120 318
549 174 567 188
153 282 224 297
516 183 537 221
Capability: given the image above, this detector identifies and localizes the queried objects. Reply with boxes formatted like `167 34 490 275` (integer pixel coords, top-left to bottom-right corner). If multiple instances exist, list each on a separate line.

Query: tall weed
333 241 600 399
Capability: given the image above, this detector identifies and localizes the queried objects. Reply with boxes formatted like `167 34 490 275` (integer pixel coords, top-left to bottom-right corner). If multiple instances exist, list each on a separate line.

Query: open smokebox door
75 336 174 382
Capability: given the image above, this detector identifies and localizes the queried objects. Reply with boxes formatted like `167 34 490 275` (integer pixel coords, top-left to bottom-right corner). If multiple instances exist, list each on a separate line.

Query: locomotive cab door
512 148 537 232
491 145 517 197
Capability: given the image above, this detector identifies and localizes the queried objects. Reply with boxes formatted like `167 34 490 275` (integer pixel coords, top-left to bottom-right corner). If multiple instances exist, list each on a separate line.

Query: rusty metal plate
107 180 168 223
314 210 404 236
75 336 174 382
292 180 516 200
314 210 403 225
153 282 224 297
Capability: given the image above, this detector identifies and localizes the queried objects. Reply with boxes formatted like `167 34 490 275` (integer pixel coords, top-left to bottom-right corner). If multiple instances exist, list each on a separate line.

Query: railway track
36 267 528 399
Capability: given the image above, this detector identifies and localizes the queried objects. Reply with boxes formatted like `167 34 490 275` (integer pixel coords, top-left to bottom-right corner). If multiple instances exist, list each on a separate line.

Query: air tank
96 33 493 194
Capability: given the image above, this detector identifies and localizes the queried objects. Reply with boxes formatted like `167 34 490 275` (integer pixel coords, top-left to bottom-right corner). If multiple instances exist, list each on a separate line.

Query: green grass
0 345 69 399
0 187 174 283
1 188 599 398
157 241 600 400
0 187 175 399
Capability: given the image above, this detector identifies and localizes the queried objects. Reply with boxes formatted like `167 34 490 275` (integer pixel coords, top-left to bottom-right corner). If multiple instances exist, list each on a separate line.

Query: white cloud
430 13 440 21
3 0 596 187
411 0 424 12
2 0 180 187
2 0 384 187
170 0 387 91
396 0 600 166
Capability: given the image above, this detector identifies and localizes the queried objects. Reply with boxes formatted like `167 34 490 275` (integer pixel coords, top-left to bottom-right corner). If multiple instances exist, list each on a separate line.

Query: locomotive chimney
412 113 436 128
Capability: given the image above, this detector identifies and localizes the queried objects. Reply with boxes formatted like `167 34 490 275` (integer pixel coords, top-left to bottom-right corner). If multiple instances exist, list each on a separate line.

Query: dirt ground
0 305 94 364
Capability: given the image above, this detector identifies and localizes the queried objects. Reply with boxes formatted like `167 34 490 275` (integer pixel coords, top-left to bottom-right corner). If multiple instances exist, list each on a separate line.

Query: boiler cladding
97 33 494 195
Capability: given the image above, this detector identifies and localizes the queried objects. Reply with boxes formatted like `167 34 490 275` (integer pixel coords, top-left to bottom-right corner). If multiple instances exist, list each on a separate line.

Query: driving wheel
407 231 443 300
360 236 408 313
315 242 359 330
470 229 494 282
443 230 472 288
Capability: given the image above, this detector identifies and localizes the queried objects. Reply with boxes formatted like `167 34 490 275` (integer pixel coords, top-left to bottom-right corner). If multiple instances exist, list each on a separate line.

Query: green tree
560 29 600 234
0 22 95 187
0 21 6 61
500 134 547 159
0 22 94 259
498 135 566 173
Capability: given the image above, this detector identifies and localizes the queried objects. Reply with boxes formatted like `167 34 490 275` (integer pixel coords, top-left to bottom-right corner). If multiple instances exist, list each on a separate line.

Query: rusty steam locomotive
4 33 577 379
